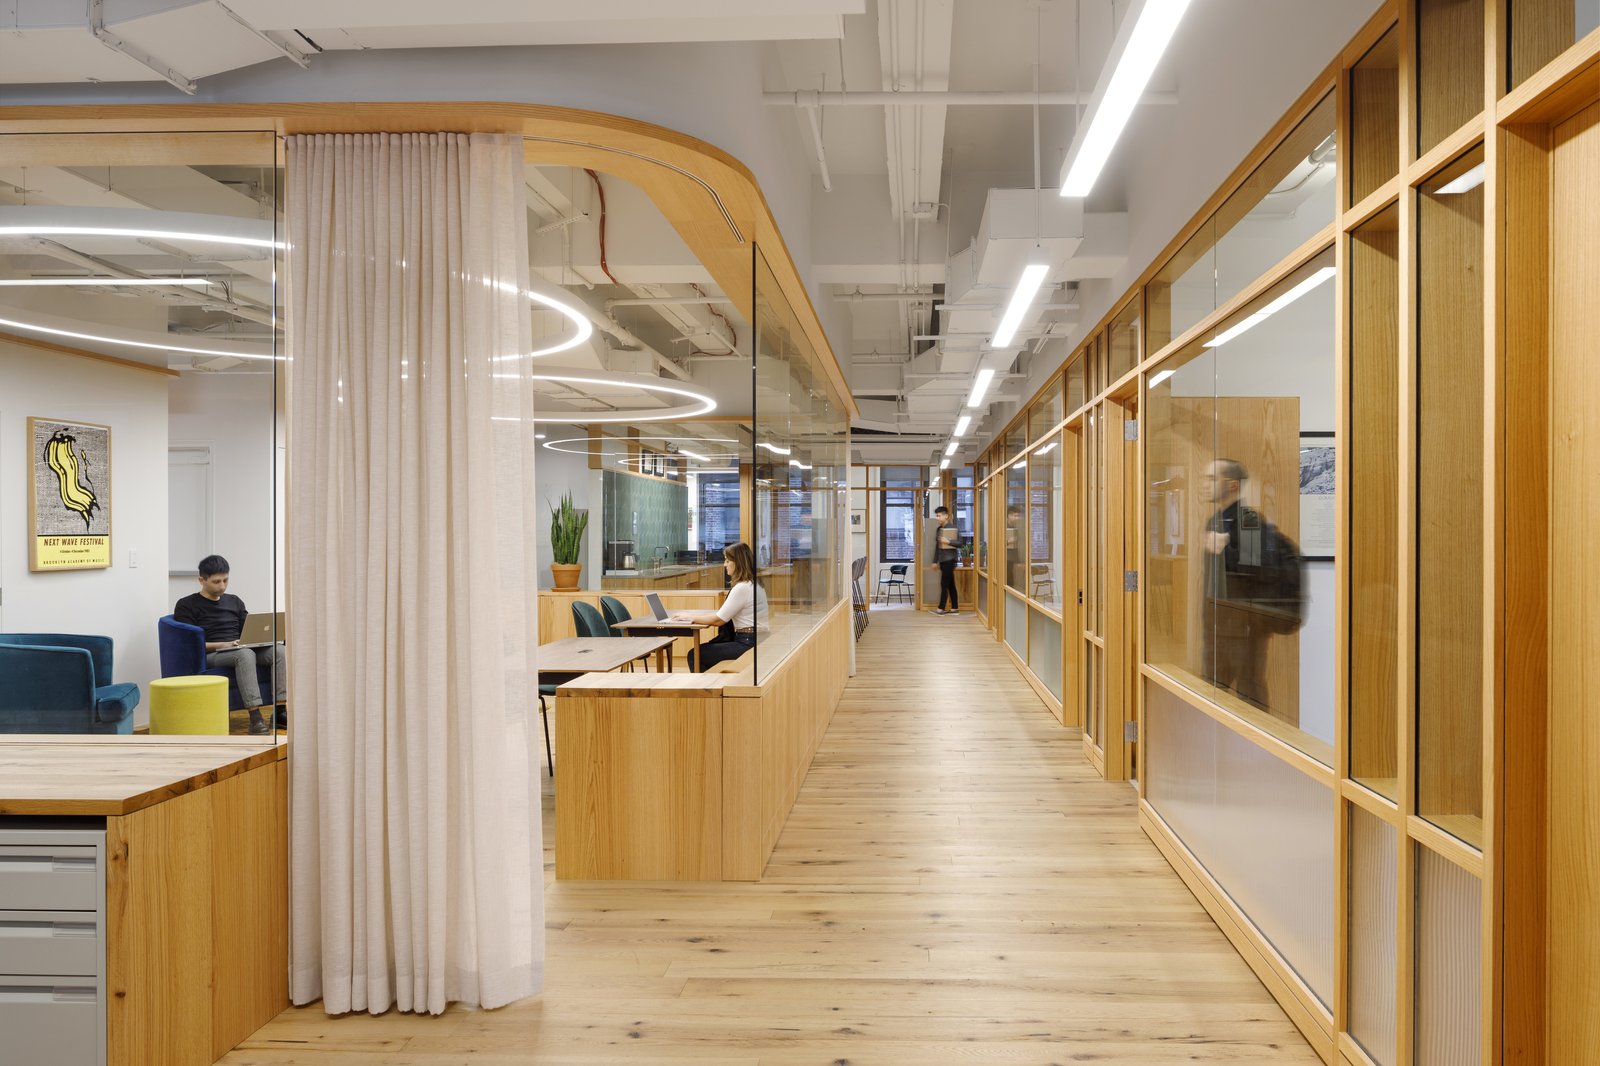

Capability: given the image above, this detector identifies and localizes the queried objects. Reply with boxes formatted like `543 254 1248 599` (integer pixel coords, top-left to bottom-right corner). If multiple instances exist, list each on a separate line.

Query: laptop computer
644 593 670 621
237 612 285 648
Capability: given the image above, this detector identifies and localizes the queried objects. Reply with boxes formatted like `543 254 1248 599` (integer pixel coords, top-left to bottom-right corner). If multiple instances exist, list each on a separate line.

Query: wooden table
610 618 715 668
539 635 677 675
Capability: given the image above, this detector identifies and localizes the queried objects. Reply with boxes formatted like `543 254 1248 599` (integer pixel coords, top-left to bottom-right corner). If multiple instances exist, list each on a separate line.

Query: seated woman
672 541 768 672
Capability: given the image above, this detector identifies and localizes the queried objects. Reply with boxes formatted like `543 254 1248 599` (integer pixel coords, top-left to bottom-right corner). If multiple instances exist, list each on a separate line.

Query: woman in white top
673 541 766 671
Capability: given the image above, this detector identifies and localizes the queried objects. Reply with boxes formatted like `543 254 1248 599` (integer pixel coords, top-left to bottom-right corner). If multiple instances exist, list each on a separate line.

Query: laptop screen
644 592 669 620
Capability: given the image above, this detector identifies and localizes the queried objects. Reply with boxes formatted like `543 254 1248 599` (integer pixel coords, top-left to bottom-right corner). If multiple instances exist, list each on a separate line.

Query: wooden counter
0 737 287 1066
555 599 851 881
601 563 726 591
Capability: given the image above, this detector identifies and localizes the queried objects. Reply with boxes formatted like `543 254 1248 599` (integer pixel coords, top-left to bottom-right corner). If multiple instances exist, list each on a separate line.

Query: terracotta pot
550 562 582 591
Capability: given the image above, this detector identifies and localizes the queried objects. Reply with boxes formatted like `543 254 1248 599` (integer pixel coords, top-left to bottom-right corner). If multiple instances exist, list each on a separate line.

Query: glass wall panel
0 130 285 740
1028 434 1062 609
1146 682 1335 1007
1148 94 1335 351
1416 0 1486 155
1349 27 1401 205
1416 149 1485 846
1349 807 1399 1066
1107 299 1142 384
1004 458 1026 592
976 481 989 572
754 246 847 682
1147 250 1337 765
1066 350 1087 412
1414 849 1483 1065
1350 205 1401 799
1027 608 1064 702
1029 380 1063 444
1004 589 1026 657
1509 0 1600 89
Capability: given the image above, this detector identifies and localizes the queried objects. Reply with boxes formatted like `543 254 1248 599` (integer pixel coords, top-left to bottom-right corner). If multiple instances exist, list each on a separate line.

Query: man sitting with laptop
173 554 286 735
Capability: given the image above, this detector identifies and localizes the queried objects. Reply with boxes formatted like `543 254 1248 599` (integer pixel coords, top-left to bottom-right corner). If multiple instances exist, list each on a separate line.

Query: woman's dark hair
198 554 231 578
724 541 758 586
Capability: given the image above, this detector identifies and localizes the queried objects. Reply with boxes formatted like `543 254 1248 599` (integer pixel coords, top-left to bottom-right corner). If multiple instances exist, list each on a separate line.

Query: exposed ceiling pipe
88 0 197 94
21 237 276 327
604 295 734 309
212 1 311 68
766 89 1178 106
833 289 936 303
802 105 834 192
565 296 691 381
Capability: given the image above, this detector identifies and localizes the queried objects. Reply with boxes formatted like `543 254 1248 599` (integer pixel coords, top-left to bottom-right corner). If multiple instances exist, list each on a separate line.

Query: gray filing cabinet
0 820 107 1066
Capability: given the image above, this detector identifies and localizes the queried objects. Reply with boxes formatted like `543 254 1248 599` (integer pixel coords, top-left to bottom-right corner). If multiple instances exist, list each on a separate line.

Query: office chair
571 600 609 637
600 595 652 672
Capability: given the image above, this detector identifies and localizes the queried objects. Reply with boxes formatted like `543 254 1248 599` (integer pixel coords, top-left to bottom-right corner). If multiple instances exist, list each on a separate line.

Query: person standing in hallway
928 505 960 614
1199 458 1304 710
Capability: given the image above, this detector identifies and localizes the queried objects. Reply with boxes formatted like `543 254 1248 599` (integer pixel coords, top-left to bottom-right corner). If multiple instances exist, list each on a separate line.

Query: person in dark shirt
173 554 285 734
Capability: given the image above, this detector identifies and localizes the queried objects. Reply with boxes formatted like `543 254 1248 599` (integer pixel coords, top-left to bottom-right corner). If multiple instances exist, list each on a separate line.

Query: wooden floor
225 608 1316 1064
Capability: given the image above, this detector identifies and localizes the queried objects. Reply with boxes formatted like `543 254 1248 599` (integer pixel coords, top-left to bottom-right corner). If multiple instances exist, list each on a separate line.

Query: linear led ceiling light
939 458 951 470
1435 162 1485 195
758 441 792 455
1059 0 1195 198
1150 368 1176 387
991 262 1051 348
953 414 972 436
944 441 959 457
966 367 997 407
0 277 211 287
1203 266 1336 348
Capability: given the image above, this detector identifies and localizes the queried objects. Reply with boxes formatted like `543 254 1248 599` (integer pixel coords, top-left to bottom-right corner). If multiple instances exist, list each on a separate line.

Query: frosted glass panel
1145 682 1335 1005
1004 590 1026 656
1349 807 1398 1065
1027 607 1063 702
1415 849 1482 1066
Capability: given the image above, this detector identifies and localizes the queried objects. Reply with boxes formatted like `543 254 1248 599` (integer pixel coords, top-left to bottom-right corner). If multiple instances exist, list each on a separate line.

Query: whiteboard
168 446 212 575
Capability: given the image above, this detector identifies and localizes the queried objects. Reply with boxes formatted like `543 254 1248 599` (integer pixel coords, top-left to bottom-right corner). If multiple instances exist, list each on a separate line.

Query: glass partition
1066 349 1087 412
0 130 284 741
1145 250 1338 765
1003 457 1026 592
1028 378 1063 444
753 246 848 681
1148 93 1336 352
1107 299 1143 384
1028 435 1063 610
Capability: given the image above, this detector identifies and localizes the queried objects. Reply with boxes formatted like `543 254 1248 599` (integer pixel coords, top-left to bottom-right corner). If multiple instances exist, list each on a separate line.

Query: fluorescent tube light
1260 266 1337 315
953 414 972 436
944 441 959 457
1060 0 1194 197
758 442 792 455
1150 369 1175 387
1203 266 1335 347
1435 163 1485 195
966 367 997 407
1036 442 1057 455
991 263 1051 347
0 277 211 287
939 458 950 470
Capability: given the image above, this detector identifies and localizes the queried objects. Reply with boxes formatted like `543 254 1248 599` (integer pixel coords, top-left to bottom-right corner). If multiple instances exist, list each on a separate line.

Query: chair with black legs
599 595 654 672
875 563 911 604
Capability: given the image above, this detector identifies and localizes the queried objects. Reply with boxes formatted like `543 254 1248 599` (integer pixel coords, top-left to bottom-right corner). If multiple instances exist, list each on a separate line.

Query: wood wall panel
1416 0 1487 152
1544 97 1600 1066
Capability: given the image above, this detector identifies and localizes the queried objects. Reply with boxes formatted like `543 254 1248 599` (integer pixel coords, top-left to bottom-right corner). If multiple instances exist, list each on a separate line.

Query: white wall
0 341 170 720
533 424 598 590
167 370 284 612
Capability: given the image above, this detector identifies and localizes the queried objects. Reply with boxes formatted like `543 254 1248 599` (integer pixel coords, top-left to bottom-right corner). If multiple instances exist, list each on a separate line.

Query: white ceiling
0 0 1383 465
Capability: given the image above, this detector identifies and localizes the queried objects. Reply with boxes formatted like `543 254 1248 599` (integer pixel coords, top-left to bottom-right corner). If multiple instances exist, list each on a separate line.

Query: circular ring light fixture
522 287 593 359
0 205 282 249
0 310 279 362
507 373 717 424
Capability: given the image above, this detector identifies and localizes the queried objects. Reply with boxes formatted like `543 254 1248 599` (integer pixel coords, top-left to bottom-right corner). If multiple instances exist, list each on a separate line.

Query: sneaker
247 710 271 736
274 704 288 729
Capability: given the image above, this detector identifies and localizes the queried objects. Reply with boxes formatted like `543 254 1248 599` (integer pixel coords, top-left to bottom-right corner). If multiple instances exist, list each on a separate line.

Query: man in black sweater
173 554 285 734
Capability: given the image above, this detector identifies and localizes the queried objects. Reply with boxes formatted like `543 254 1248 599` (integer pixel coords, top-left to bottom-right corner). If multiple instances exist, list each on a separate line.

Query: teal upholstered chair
0 633 140 734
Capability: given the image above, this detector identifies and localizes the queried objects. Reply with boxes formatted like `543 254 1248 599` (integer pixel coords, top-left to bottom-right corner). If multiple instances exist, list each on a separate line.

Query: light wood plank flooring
225 608 1317 1064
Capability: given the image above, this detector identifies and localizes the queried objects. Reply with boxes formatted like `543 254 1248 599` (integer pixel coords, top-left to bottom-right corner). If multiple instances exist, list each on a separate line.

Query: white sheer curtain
285 133 543 1015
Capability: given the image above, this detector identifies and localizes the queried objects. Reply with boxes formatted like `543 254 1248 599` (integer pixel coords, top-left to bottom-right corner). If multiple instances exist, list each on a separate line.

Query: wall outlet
128 549 139 568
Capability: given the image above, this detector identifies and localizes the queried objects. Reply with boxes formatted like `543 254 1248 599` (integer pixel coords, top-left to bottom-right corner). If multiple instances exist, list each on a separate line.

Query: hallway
230 608 1316 1064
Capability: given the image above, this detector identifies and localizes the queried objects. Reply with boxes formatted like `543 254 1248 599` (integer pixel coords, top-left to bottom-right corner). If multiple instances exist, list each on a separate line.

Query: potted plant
548 491 589 591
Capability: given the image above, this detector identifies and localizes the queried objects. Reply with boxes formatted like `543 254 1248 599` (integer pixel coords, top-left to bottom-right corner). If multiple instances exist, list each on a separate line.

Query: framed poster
1298 431 1335 561
29 417 112 571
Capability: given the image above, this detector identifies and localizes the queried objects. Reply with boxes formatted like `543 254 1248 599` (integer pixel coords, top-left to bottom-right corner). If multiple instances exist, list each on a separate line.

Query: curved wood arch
0 101 855 417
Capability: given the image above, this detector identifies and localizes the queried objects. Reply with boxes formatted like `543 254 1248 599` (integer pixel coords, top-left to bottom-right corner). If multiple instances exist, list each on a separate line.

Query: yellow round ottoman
149 675 229 735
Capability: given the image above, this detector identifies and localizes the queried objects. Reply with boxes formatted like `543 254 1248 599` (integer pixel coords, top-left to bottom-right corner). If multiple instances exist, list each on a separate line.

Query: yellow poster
29 417 112 572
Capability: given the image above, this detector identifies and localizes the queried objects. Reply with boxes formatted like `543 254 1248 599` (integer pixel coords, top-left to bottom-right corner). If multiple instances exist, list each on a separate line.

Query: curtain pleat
286 132 542 1016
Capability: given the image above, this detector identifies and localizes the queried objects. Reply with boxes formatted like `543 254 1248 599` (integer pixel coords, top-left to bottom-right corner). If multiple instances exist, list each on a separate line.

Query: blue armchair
158 614 275 711
0 633 140 734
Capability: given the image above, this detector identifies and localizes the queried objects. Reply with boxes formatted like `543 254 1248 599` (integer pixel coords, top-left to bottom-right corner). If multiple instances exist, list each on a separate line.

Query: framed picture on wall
850 509 864 528
29 417 112 571
1298 431 1334 562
